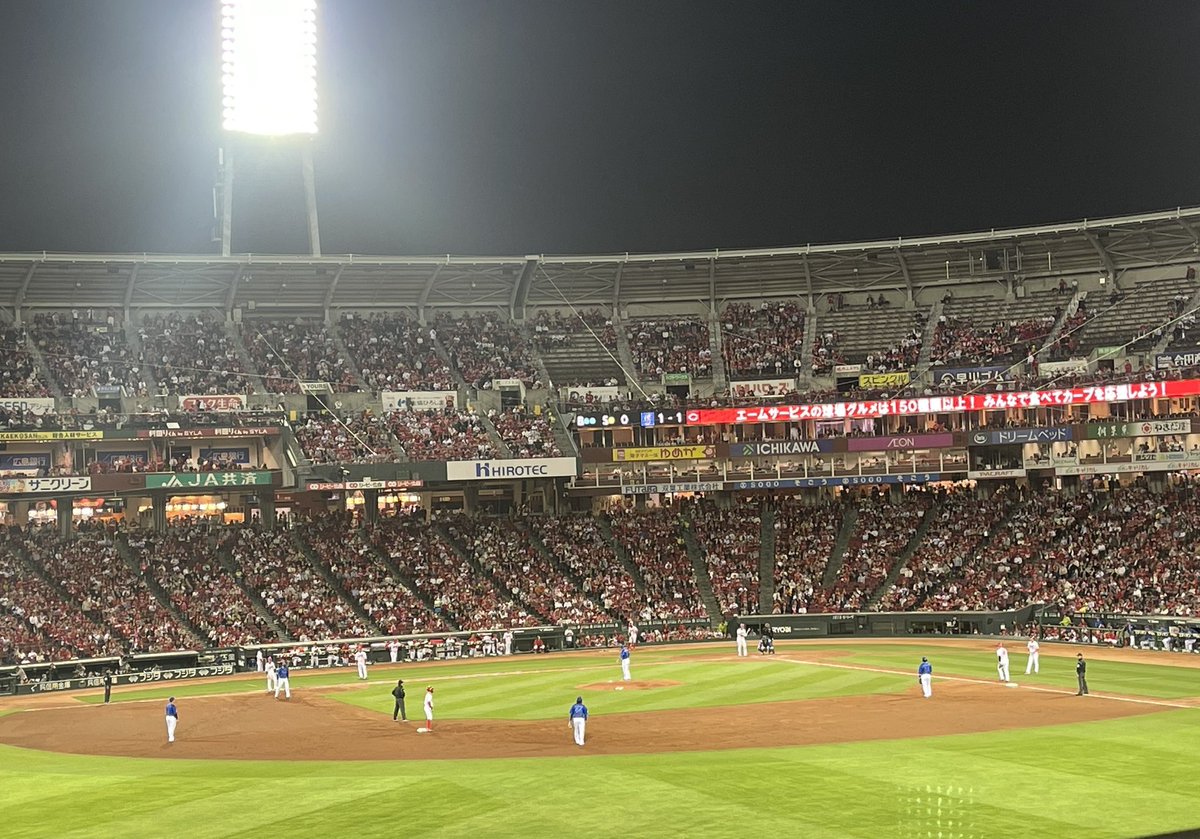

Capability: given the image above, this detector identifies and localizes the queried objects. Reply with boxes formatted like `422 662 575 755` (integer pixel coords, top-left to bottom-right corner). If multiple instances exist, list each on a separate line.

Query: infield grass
5 639 1198 839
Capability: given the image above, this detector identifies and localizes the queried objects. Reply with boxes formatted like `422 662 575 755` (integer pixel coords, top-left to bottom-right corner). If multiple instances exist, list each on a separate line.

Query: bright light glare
221 0 318 135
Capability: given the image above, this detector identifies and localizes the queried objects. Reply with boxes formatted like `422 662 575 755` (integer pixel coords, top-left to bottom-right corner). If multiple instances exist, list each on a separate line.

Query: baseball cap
921 657 927 662
576 696 583 703
168 696 175 702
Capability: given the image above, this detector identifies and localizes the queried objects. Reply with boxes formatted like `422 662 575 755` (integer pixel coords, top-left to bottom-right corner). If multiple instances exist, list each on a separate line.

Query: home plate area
0 681 1159 762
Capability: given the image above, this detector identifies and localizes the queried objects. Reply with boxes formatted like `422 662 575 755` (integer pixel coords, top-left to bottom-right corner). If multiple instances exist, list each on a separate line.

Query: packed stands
340 312 455 392
0 326 51 397
528 516 641 624
722 302 806 380
385 407 495 460
294 412 398 464
626 317 712 379
242 318 357 393
436 312 540 388
297 519 450 635
685 499 762 614
608 508 708 620
127 527 275 647
772 498 846 614
31 312 148 397
225 528 369 640
491 406 562 457
140 312 255 395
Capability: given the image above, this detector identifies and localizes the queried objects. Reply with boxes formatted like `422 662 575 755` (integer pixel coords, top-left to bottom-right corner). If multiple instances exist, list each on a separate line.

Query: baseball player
274 663 291 699
255 649 264 672
569 695 588 746
355 647 369 680
996 642 1010 683
628 624 639 646
325 644 338 668
391 679 407 722
388 639 401 663
735 623 748 657
265 656 277 693
917 657 933 698
619 644 631 681
165 696 179 742
1025 637 1040 675
423 686 435 730
503 630 514 656
309 645 320 669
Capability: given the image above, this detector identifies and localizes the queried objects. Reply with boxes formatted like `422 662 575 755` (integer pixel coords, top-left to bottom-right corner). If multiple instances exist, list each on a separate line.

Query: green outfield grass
5 640 1198 839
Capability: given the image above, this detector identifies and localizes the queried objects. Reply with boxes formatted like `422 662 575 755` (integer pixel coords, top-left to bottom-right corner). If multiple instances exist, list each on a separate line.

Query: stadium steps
430 331 470 391
515 519 622 623
708 310 728 391
227 321 266 395
7 537 127 645
113 532 207 647
20 329 66 400
758 502 776 611
535 330 626 389
289 531 383 635
360 534 461 631
679 513 723 622
614 324 642 389
325 318 369 391
595 516 651 593
124 317 160 396
795 311 817 391
213 534 290 641
1153 283 1200 355
863 498 942 609
477 412 513 457
820 505 859 590
1038 287 1083 356
432 521 555 625
912 300 942 377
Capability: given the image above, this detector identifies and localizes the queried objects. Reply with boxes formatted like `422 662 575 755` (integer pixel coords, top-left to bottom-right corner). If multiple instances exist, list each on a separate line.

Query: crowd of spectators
31 312 148 397
127 527 274 648
626 317 712 378
225 527 369 640
928 315 1052 367
436 312 540 388
295 412 398 464
385 407 495 460
140 312 254 396
529 515 641 624
684 498 762 615
297 518 450 636
862 327 923 374
0 326 50 397
490 406 561 457
340 313 455 393
772 498 846 614
242 319 357 393
608 507 708 620
721 302 806 380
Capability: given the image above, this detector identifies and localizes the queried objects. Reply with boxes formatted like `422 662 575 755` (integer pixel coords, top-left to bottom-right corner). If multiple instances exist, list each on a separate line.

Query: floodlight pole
218 141 322 258
301 143 322 257
219 146 234 258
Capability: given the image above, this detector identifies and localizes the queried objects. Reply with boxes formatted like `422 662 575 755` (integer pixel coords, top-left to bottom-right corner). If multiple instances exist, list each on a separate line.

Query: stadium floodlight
221 0 318 135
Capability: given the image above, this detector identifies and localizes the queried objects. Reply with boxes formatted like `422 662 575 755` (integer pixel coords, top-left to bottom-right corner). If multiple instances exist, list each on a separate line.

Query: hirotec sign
145 471 273 489
445 457 578 481
612 446 715 462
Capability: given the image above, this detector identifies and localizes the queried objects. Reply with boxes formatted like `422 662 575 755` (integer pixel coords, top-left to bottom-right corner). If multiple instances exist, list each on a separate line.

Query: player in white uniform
165 697 179 742
736 624 749 657
628 624 639 646
388 640 401 663
996 642 1010 682
309 646 320 669
265 657 277 693
255 649 264 672
355 647 369 680
423 686 435 731
503 630 514 656
1025 638 1040 674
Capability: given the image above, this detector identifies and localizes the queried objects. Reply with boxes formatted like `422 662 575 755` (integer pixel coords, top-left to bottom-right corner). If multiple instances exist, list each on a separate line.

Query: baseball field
1 638 1196 839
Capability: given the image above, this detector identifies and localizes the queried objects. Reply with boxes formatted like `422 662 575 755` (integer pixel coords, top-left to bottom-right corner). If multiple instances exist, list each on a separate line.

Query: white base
1005 682 1019 688
417 727 431 733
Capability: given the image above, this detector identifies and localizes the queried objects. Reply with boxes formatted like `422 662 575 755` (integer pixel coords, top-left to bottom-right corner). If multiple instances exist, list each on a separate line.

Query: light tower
217 0 321 256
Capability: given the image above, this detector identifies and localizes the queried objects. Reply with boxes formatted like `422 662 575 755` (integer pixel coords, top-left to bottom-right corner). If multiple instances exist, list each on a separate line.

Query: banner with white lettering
931 366 1012 388
1155 348 1200 370
445 457 578 481
382 391 460 411
178 395 246 412
0 453 51 474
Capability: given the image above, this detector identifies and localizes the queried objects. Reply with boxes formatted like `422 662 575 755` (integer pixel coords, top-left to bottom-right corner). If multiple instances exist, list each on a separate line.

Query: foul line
776 656 1198 710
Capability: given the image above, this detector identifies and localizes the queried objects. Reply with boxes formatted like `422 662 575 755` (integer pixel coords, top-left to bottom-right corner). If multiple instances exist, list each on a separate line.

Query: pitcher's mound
577 680 680 691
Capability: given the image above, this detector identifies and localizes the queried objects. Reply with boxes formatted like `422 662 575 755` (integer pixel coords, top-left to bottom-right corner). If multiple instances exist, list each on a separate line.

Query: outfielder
423 686 435 730
996 642 1010 682
917 657 933 698
1025 637 1040 674
619 644 631 681
736 623 748 657
569 696 588 746
165 696 179 742
274 663 291 699
355 647 369 680
265 656 277 693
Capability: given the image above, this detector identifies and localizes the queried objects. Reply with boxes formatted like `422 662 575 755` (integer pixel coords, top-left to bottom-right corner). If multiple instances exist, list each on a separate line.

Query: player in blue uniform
274 663 291 699
569 696 588 746
619 644 631 681
165 696 179 742
917 657 933 698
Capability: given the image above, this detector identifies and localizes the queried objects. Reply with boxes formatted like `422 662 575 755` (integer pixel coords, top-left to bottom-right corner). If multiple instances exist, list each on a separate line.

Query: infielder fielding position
569 696 588 746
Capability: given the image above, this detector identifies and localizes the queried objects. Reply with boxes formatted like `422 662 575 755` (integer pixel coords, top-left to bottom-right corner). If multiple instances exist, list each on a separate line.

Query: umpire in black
102 670 113 704
392 679 407 721
1075 653 1089 696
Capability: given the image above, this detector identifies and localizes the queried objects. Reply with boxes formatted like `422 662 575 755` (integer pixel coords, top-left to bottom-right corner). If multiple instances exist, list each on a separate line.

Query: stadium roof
2 206 1199 315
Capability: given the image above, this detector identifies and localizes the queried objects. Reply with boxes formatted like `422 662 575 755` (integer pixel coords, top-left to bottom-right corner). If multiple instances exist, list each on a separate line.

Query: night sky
1 0 1198 256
